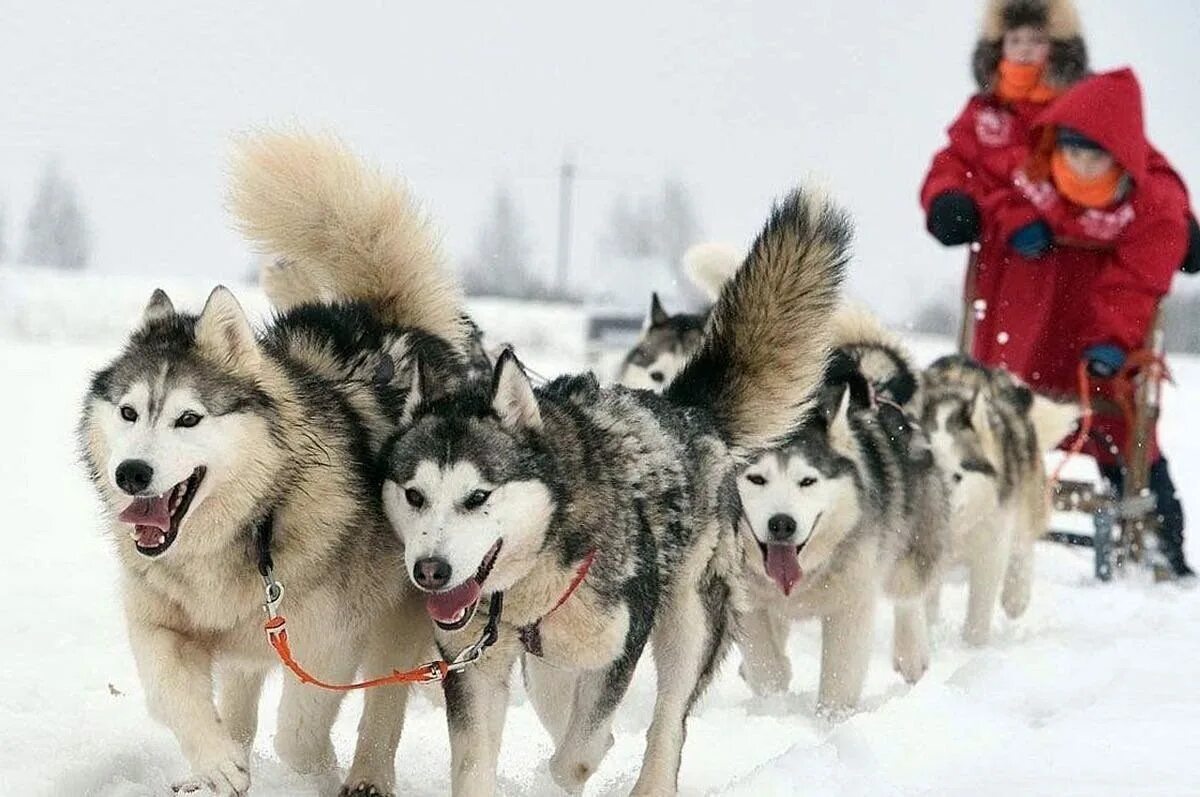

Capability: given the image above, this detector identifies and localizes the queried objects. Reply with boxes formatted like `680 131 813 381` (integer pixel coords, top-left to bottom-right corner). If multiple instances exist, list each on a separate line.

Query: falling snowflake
997 331 1009 344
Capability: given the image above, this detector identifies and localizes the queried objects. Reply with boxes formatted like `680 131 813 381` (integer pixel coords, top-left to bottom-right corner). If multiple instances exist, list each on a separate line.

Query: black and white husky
617 242 741 390
735 307 949 712
79 132 473 796
380 192 850 795
918 355 1079 645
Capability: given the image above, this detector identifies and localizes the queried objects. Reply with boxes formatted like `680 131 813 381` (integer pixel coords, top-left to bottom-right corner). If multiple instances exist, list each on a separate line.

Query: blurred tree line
0 158 91 270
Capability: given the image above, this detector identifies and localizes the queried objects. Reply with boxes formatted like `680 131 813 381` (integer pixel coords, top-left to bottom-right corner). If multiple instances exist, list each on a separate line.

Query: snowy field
2 287 1199 796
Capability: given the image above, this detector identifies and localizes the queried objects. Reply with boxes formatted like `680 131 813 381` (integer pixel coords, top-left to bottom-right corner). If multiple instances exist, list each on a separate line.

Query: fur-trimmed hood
972 0 1088 93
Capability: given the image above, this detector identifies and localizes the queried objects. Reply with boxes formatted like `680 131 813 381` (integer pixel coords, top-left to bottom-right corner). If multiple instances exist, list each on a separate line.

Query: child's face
1062 145 1116 179
1002 26 1050 65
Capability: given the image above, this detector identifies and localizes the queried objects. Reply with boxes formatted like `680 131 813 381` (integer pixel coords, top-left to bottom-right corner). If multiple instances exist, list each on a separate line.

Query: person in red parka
971 69 1194 577
921 0 1088 246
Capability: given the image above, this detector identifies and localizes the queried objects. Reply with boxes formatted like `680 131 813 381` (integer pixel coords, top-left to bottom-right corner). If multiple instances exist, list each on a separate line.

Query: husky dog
79 132 471 796
381 191 849 795
617 242 741 390
735 309 949 711
918 355 1079 645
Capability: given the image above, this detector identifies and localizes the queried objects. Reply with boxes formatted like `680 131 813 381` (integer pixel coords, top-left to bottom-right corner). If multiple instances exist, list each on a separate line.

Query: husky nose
115 459 155 495
650 370 665 383
413 557 452 590
767 513 797 542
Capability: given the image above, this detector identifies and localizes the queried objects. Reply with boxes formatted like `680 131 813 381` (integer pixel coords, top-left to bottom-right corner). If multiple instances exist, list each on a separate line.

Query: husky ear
648 293 670 327
828 387 854 452
141 289 175 325
491 348 542 432
969 390 999 452
399 357 425 426
196 286 259 371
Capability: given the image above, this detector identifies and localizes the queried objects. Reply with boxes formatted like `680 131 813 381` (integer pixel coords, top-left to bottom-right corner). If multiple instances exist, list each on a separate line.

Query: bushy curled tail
683 242 743 302
666 188 851 455
228 130 466 347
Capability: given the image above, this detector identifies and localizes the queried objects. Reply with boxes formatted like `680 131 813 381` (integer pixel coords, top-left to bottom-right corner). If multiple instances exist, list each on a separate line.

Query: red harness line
263 550 597 690
1047 352 1170 497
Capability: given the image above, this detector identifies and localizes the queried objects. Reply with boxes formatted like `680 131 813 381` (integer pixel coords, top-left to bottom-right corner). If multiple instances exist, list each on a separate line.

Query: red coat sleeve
980 183 1043 245
920 99 986 211
1084 182 1189 352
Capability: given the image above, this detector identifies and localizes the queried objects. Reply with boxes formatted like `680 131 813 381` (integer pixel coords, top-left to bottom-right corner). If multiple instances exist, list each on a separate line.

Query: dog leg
216 665 267 750
631 578 729 796
817 594 875 714
343 600 431 797
736 608 792 696
925 581 942 627
522 655 578 746
547 663 633 794
1001 536 1034 619
275 639 359 776
891 600 930 684
444 638 518 797
127 620 249 796
964 520 1011 646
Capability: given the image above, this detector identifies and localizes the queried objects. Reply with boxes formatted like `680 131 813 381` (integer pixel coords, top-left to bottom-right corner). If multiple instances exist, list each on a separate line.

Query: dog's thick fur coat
79 132 470 796
381 189 849 795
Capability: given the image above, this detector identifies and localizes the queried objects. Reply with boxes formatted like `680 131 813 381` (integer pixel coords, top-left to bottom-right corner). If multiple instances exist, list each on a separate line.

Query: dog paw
171 753 250 796
548 738 610 796
738 660 791 697
339 781 394 797
174 737 250 796
1001 584 1031 619
962 621 991 647
892 649 929 685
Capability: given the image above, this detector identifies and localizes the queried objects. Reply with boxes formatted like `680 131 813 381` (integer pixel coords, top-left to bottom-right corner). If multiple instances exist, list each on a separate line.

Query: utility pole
555 155 576 296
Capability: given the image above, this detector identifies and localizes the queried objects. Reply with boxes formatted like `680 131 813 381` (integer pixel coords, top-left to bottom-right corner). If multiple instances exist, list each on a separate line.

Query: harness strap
518 549 597 657
254 516 504 689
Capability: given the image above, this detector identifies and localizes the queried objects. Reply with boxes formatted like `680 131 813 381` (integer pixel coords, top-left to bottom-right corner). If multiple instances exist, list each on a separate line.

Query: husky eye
405 487 425 509
174 411 203 429
463 489 492 510
119 405 138 423
799 476 817 488
746 474 767 486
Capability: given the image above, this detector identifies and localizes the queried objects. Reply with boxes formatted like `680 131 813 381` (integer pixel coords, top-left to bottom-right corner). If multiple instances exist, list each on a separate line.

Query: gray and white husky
735 307 949 712
381 191 850 795
617 242 741 390
79 132 471 796
918 356 1079 645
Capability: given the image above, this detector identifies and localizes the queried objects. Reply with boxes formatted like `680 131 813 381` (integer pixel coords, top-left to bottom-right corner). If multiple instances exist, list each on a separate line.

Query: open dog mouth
424 539 503 632
756 513 821 597
117 467 206 557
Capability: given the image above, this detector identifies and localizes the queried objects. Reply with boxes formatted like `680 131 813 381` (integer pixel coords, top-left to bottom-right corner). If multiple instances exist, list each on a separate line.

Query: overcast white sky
2 1 1198 320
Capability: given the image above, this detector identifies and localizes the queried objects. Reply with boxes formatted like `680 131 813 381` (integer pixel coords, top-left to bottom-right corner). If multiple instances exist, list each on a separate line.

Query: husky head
81 287 275 559
617 293 705 392
738 388 868 596
924 389 1004 522
382 348 556 631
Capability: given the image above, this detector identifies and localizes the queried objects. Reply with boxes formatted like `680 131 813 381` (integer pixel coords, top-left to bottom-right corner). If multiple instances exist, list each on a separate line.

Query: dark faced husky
735 307 949 712
79 132 471 796
617 242 741 390
918 356 1078 646
381 192 849 795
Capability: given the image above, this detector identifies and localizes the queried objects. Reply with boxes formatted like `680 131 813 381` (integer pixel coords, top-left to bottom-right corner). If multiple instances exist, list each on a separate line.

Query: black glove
927 191 981 246
1180 214 1200 274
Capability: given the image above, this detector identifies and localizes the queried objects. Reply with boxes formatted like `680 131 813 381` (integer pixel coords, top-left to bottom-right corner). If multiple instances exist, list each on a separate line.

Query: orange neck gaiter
996 59 1058 103
1051 149 1126 209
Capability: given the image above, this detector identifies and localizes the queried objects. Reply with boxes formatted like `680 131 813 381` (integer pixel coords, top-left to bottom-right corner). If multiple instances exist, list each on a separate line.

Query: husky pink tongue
119 496 171 531
764 544 802 596
426 579 482 624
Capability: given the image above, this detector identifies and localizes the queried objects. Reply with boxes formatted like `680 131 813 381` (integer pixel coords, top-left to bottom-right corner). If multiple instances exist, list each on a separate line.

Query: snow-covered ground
2 291 1198 796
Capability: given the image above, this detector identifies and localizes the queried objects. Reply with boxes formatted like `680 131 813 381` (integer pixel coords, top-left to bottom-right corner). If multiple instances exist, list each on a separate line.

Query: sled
957 257 1173 581
1045 315 1174 582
